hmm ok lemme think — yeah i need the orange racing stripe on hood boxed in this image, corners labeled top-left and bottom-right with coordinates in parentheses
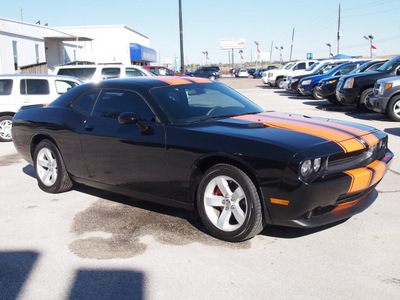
top-left (263, 112), bottom-right (379, 147)
top-left (233, 114), bottom-right (366, 153)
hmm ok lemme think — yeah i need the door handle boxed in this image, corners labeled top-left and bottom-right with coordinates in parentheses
top-left (84, 124), bottom-right (95, 131)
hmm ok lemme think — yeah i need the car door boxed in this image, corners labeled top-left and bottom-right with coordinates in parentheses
top-left (78, 88), bottom-right (169, 198)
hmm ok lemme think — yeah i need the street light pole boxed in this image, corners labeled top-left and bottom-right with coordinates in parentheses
top-left (326, 43), bottom-right (331, 58)
top-left (363, 35), bottom-right (374, 58)
top-left (254, 41), bottom-right (259, 71)
top-left (178, 0), bottom-right (184, 73)
top-left (202, 51), bottom-right (208, 66)
top-left (275, 46), bottom-right (283, 64)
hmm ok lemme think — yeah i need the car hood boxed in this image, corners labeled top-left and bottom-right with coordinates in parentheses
top-left (194, 112), bottom-right (380, 156)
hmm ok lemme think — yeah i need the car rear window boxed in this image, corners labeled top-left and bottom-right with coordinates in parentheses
top-left (57, 68), bottom-right (96, 81)
top-left (0, 79), bottom-right (13, 95)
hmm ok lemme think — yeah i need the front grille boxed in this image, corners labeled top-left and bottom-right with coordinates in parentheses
top-left (328, 149), bottom-right (367, 168)
top-left (336, 80), bottom-right (343, 91)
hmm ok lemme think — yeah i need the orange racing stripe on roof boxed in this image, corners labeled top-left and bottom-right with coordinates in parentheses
top-left (189, 77), bottom-right (213, 83)
top-left (156, 77), bottom-right (193, 85)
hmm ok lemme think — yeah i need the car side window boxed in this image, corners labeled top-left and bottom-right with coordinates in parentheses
top-left (20, 79), bottom-right (50, 95)
top-left (0, 79), bottom-right (13, 95)
top-left (126, 68), bottom-right (146, 77)
top-left (92, 90), bottom-right (156, 122)
top-left (296, 63), bottom-right (306, 70)
top-left (71, 89), bottom-right (101, 116)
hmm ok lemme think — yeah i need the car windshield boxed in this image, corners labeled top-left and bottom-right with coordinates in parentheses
top-left (377, 56), bottom-right (400, 72)
top-left (348, 61), bottom-right (381, 75)
top-left (305, 62), bottom-right (319, 71)
top-left (313, 63), bottom-right (338, 75)
top-left (150, 83), bottom-right (263, 124)
top-left (284, 63), bottom-right (295, 70)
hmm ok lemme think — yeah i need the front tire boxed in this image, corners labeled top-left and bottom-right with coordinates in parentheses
top-left (276, 78), bottom-right (283, 88)
top-left (312, 87), bottom-right (323, 100)
top-left (33, 140), bottom-right (73, 193)
top-left (358, 88), bottom-right (374, 111)
top-left (387, 95), bottom-right (400, 121)
top-left (197, 164), bottom-right (263, 242)
top-left (0, 115), bottom-right (13, 142)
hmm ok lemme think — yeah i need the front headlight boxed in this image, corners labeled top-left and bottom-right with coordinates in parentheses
top-left (327, 79), bottom-right (337, 85)
top-left (302, 79), bottom-right (312, 86)
top-left (343, 77), bottom-right (354, 89)
top-left (367, 143), bottom-right (378, 158)
top-left (378, 83), bottom-right (392, 95)
top-left (300, 157), bottom-right (323, 179)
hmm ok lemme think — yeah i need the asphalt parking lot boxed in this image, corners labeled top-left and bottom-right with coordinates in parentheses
top-left (1, 77), bottom-right (399, 299)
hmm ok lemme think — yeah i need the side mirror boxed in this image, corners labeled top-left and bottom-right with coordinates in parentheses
top-left (118, 112), bottom-right (148, 132)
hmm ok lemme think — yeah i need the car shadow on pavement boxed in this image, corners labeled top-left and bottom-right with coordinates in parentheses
top-left (20, 166), bottom-right (348, 243)
top-left (385, 127), bottom-right (400, 137)
top-left (0, 251), bottom-right (39, 300)
top-left (260, 220), bottom-right (348, 239)
top-left (68, 269), bottom-right (145, 300)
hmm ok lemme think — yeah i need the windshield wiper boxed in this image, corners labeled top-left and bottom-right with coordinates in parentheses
top-left (192, 112), bottom-right (260, 123)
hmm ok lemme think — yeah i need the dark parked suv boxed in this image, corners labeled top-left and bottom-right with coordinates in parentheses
top-left (336, 55), bottom-right (400, 110)
top-left (191, 67), bottom-right (220, 80)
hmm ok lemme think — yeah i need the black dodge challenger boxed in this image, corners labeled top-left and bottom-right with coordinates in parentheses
top-left (12, 77), bottom-right (393, 242)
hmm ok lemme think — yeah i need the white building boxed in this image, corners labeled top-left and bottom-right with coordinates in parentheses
top-left (0, 17), bottom-right (156, 74)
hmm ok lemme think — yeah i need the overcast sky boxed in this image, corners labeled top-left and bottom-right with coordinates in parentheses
top-left (2, 0), bottom-right (400, 66)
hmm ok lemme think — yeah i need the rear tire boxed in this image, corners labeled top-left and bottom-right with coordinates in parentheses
top-left (197, 164), bottom-right (264, 242)
top-left (387, 95), bottom-right (400, 122)
top-left (34, 140), bottom-right (73, 193)
top-left (0, 115), bottom-right (13, 142)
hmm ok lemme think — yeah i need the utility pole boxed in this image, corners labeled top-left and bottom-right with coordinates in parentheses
top-left (269, 41), bottom-right (273, 66)
top-left (178, 0), bottom-right (184, 73)
top-left (337, 3), bottom-right (341, 55)
top-left (289, 27), bottom-right (295, 61)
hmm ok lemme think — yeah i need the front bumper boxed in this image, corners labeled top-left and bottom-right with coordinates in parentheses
top-left (298, 85), bottom-right (312, 96)
top-left (264, 149), bottom-right (394, 228)
top-left (368, 94), bottom-right (390, 113)
top-left (336, 88), bottom-right (359, 105)
top-left (317, 84), bottom-right (335, 99)
top-left (281, 80), bottom-right (289, 90)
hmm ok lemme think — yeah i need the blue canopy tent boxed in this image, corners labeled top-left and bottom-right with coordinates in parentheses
top-left (327, 54), bottom-right (354, 59)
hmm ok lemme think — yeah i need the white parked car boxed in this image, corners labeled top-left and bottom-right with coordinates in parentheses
top-left (262, 60), bottom-right (317, 88)
top-left (53, 64), bottom-right (153, 83)
top-left (0, 74), bottom-right (82, 142)
top-left (237, 69), bottom-right (249, 77)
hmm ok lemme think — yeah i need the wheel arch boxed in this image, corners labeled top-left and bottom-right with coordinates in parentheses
top-left (30, 133), bottom-right (59, 160)
top-left (0, 112), bottom-right (15, 118)
top-left (189, 153), bottom-right (272, 225)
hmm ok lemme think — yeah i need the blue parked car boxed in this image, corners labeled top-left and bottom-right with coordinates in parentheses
top-left (298, 61), bottom-right (367, 99)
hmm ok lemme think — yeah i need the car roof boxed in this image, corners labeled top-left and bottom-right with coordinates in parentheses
top-left (0, 74), bottom-right (82, 81)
